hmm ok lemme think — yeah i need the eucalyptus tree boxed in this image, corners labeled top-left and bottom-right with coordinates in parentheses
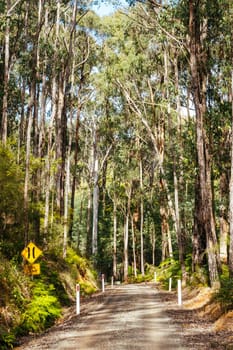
top-left (187, 0), bottom-right (233, 287)
top-left (126, 0), bottom-right (231, 287)
top-left (107, 4), bottom-right (182, 264)
top-left (0, 0), bottom-right (24, 144)
top-left (227, 0), bottom-right (233, 275)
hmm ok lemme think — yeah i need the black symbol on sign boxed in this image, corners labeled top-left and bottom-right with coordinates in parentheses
top-left (27, 247), bottom-right (36, 259)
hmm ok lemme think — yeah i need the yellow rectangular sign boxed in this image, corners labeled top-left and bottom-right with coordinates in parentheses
top-left (24, 263), bottom-right (40, 276)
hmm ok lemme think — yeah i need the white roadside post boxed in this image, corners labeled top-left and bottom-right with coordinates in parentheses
top-left (169, 277), bottom-right (172, 292)
top-left (76, 284), bottom-right (80, 315)
top-left (111, 276), bottom-right (114, 288)
top-left (102, 274), bottom-right (105, 293)
top-left (177, 279), bottom-right (182, 306)
top-left (154, 272), bottom-right (157, 283)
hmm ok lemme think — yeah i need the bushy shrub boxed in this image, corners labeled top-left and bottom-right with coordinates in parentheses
top-left (79, 279), bottom-right (97, 296)
top-left (156, 258), bottom-right (181, 288)
top-left (0, 328), bottom-right (16, 349)
top-left (19, 281), bottom-right (61, 334)
top-left (214, 267), bottom-right (233, 313)
top-left (65, 248), bottom-right (98, 295)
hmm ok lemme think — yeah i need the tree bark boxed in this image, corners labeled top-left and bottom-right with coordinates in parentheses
top-left (92, 125), bottom-right (99, 256)
top-left (63, 128), bottom-right (72, 258)
top-left (123, 184), bottom-right (132, 282)
top-left (228, 23), bottom-right (233, 275)
top-left (1, 0), bottom-right (10, 144)
top-left (131, 214), bottom-right (137, 277)
top-left (139, 156), bottom-right (145, 275)
top-left (24, 85), bottom-right (35, 245)
top-left (113, 196), bottom-right (118, 280)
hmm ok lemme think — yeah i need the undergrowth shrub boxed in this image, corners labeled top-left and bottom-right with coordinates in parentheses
top-left (40, 261), bottom-right (71, 306)
top-left (156, 258), bottom-right (181, 288)
top-left (0, 328), bottom-right (15, 350)
top-left (214, 266), bottom-right (233, 313)
top-left (127, 264), bottom-right (155, 283)
top-left (18, 281), bottom-right (61, 335)
top-left (65, 248), bottom-right (98, 295)
top-left (0, 248), bottom-right (99, 348)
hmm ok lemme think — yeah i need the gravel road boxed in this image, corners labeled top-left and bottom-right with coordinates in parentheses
top-left (15, 284), bottom-right (186, 350)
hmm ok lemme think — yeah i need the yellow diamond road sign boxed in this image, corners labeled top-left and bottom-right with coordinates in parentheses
top-left (21, 242), bottom-right (42, 264)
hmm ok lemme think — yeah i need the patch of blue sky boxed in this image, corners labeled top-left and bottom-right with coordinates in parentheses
top-left (91, 0), bottom-right (128, 17)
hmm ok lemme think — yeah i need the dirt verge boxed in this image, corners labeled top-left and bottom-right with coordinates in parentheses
top-left (158, 285), bottom-right (233, 350)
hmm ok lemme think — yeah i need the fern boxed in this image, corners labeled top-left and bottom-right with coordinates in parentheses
top-left (20, 282), bottom-right (61, 334)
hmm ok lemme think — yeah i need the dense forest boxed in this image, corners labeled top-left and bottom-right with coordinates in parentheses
top-left (0, 0), bottom-right (232, 290)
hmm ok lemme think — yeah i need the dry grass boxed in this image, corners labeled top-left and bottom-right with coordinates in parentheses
top-left (183, 287), bottom-right (213, 309)
top-left (215, 311), bottom-right (233, 332)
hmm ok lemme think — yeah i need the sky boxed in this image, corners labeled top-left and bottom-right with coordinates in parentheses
top-left (92, 0), bottom-right (129, 17)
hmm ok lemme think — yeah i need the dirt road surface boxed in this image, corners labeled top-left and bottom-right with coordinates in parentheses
top-left (15, 284), bottom-right (186, 350)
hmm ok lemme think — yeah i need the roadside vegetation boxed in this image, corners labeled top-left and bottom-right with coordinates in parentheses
top-left (0, 249), bottom-right (98, 349)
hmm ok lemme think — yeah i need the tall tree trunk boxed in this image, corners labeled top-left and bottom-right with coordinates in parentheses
top-left (44, 1), bottom-right (60, 236)
top-left (18, 79), bottom-right (26, 163)
top-left (160, 176), bottom-right (173, 260)
top-left (24, 85), bottom-right (35, 245)
top-left (124, 184), bottom-right (132, 282)
top-left (174, 52), bottom-right (187, 282)
top-left (228, 25), bottom-right (233, 275)
top-left (151, 224), bottom-right (156, 266)
top-left (63, 128), bottom-right (72, 258)
top-left (189, 0), bottom-right (220, 287)
top-left (1, 0), bottom-right (10, 144)
top-left (219, 173), bottom-right (229, 264)
top-left (113, 196), bottom-right (117, 279)
top-left (92, 124), bottom-right (99, 256)
top-left (139, 156), bottom-right (145, 275)
top-left (131, 214), bottom-right (137, 277)
top-left (86, 186), bottom-right (92, 258)
top-left (70, 104), bottom-right (81, 237)
top-left (56, 74), bottom-right (66, 215)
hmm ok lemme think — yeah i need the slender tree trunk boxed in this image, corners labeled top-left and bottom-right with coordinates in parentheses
top-left (24, 86), bottom-right (35, 245)
top-left (219, 173), bottom-right (229, 264)
top-left (69, 34), bottom-right (90, 236)
top-left (124, 185), bottom-right (132, 282)
top-left (228, 32), bottom-right (233, 275)
top-left (92, 125), bottom-right (99, 256)
top-left (131, 215), bottom-right (137, 277)
top-left (1, 0), bottom-right (10, 144)
top-left (86, 186), bottom-right (92, 258)
top-left (123, 214), bottom-right (129, 282)
top-left (139, 157), bottom-right (145, 275)
top-left (151, 225), bottom-right (156, 266)
top-left (70, 104), bottom-right (81, 237)
top-left (63, 129), bottom-right (72, 258)
top-left (18, 79), bottom-right (26, 163)
top-left (159, 177), bottom-right (174, 261)
top-left (174, 160), bottom-right (186, 281)
top-left (56, 74), bottom-right (66, 214)
top-left (174, 53), bottom-right (187, 281)
top-left (113, 196), bottom-right (117, 279)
